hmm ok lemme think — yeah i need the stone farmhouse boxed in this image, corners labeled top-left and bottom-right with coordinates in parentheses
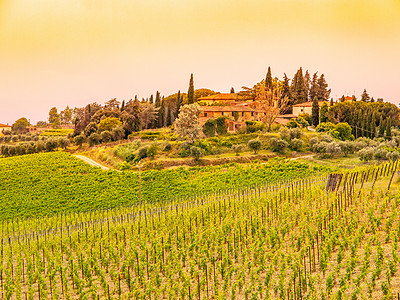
top-left (0, 123), bottom-right (12, 136)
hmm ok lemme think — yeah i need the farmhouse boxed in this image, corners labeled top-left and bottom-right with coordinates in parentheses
top-left (0, 123), bottom-right (11, 136)
top-left (292, 101), bottom-right (324, 117)
top-left (197, 93), bottom-right (252, 105)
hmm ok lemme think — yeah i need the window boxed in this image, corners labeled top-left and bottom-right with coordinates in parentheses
top-left (204, 113), bottom-right (208, 117)
top-left (242, 112), bottom-right (244, 117)
top-left (231, 112), bottom-right (234, 117)
top-left (251, 112), bottom-right (254, 116)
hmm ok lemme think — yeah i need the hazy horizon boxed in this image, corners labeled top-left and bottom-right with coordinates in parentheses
top-left (1, 0), bottom-right (400, 125)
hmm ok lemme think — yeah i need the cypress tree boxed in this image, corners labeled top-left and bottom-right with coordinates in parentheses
top-left (330, 98), bottom-right (334, 106)
top-left (319, 102), bottom-right (328, 123)
top-left (304, 70), bottom-right (311, 100)
top-left (166, 102), bottom-right (172, 126)
top-left (175, 90), bottom-right (182, 118)
top-left (158, 97), bottom-right (165, 127)
top-left (379, 116), bottom-right (385, 137)
top-left (386, 118), bottom-right (392, 140)
top-left (317, 74), bottom-right (331, 102)
top-left (187, 73), bottom-right (195, 104)
top-left (309, 72), bottom-right (319, 102)
top-left (265, 66), bottom-right (273, 90)
top-left (155, 91), bottom-right (161, 107)
top-left (149, 95), bottom-right (154, 104)
top-left (311, 96), bottom-right (320, 126)
top-left (370, 113), bottom-right (376, 139)
top-left (291, 67), bottom-right (307, 104)
top-left (121, 100), bottom-right (125, 112)
top-left (230, 87), bottom-right (235, 94)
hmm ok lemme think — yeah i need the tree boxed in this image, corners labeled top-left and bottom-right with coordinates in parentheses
top-left (36, 121), bottom-right (47, 128)
top-left (139, 102), bottom-right (159, 130)
top-left (248, 139), bottom-right (262, 154)
top-left (104, 98), bottom-right (120, 109)
top-left (311, 96), bottom-right (320, 126)
top-left (386, 118), bottom-right (392, 140)
top-left (309, 72), bottom-right (319, 102)
top-left (265, 67), bottom-right (273, 90)
top-left (12, 118), bottom-right (29, 133)
top-left (101, 131), bottom-right (113, 143)
top-left (190, 146), bottom-right (204, 161)
top-left (48, 107), bottom-right (61, 128)
top-left (187, 73), bottom-right (195, 104)
top-left (379, 116), bottom-right (385, 137)
top-left (98, 117), bottom-right (122, 132)
top-left (84, 122), bottom-right (98, 137)
top-left (174, 103), bottom-right (202, 142)
top-left (317, 74), bottom-right (331, 102)
top-left (60, 106), bottom-right (73, 124)
top-left (304, 70), bottom-right (311, 101)
top-left (166, 102), bottom-right (172, 126)
top-left (230, 87), bottom-right (235, 94)
top-left (280, 73), bottom-right (292, 113)
top-left (176, 90), bottom-right (182, 118)
top-left (203, 119), bottom-right (216, 137)
top-left (120, 100), bottom-right (125, 112)
top-left (241, 84), bottom-right (289, 132)
top-left (58, 138), bottom-right (70, 150)
top-left (149, 95), bottom-right (154, 104)
top-left (74, 134), bottom-right (85, 147)
top-left (361, 89), bottom-right (370, 102)
top-left (291, 67), bottom-right (307, 104)
top-left (158, 97), bottom-right (166, 127)
top-left (319, 102), bottom-right (329, 123)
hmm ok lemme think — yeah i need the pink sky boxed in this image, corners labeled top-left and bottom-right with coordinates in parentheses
top-left (1, 0), bottom-right (400, 124)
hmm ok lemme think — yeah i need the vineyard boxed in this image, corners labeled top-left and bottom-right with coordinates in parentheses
top-left (0, 152), bottom-right (328, 220)
top-left (0, 157), bottom-right (399, 299)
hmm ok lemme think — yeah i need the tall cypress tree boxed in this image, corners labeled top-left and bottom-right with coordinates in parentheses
top-left (149, 95), bottom-right (154, 104)
top-left (304, 70), bottom-right (311, 101)
top-left (379, 116), bottom-right (385, 137)
top-left (158, 97), bottom-right (165, 127)
top-left (370, 112), bottom-right (376, 139)
top-left (187, 74), bottom-right (195, 104)
top-left (319, 102), bottom-right (328, 123)
top-left (386, 118), bottom-right (392, 140)
top-left (265, 66), bottom-right (273, 90)
top-left (317, 74), bottom-right (331, 102)
top-left (121, 100), bottom-right (125, 112)
top-left (309, 72), bottom-right (319, 102)
top-left (311, 96), bottom-right (320, 126)
top-left (166, 102), bottom-right (172, 126)
top-left (230, 87), bottom-right (235, 93)
top-left (330, 98), bottom-right (334, 106)
top-left (175, 90), bottom-right (182, 118)
top-left (291, 67), bottom-right (307, 104)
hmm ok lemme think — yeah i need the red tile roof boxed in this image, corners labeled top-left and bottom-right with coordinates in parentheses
top-left (200, 106), bottom-right (255, 112)
top-left (0, 123), bottom-right (11, 127)
top-left (292, 101), bottom-right (324, 107)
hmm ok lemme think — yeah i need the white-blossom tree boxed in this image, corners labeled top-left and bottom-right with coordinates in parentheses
top-left (174, 103), bottom-right (202, 142)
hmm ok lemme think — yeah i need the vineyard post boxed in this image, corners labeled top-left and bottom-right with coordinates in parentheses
top-left (137, 160), bottom-right (143, 208)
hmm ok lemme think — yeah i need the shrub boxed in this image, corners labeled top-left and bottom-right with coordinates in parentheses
top-left (329, 123), bottom-right (354, 141)
top-left (290, 139), bottom-right (304, 151)
top-left (36, 141), bottom-right (45, 152)
top-left (112, 126), bottom-right (125, 141)
top-left (248, 139), bottom-right (262, 154)
top-left (58, 138), bottom-right (70, 150)
top-left (326, 142), bottom-right (342, 157)
top-left (137, 146), bottom-right (148, 160)
top-left (374, 148), bottom-right (388, 160)
top-left (279, 127), bottom-right (290, 141)
top-left (101, 131), bottom-right (113, 143)
top-left (84, 122), bottom-right (98, 137)
top-left (316, 122), bottom-right (336, 133)
top-left (203, 119), bottom-right (216, 137)
top-left (215, 116), bottom-right (228, 136)
top-left (313, 142), bottom-right (328, 154)
top-left (289, 128), bottom-right (302, 140)
top-left (245, 121), bottom-right (266, 133)
top-left (164, 142), bottom-right (172, 151)
top-left (287, 119), bottom-right (300, 128)
top-left (146, 142), bottom-right (159, 158)
top-left (338, 141), bottom-right (354, 156)
top-left (232, 144), bottom-right (243, 156)
top-left (118, 161), bottom-right (132, 171)
top-left (190, 146), bottom-right (204, 161)
top-left (74, 134), bottom-right (86, 147)
top-left (98, 117), bottom-right (122, 132)
top-left (309, 137), bottom-right (319, 151)
top-left (269, 138), bottom-right (288, 154)
top-left (296, 117), bottom-right (309, 128)
top-left (387, 151), bottom-right (400, 161)
top-left (45, 138), bottom-right (58, 151)
top-left (358, 147), bottom-right (375, 161)
top-left (320, 135), bottom-right (334, 143)
top-left (178, 142), bottom-right (191, 157)
top-left (88, 133), bottom-right (101, 147)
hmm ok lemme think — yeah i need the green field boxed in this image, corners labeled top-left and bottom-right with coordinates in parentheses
top-left (0, 152), bottom-right (329, 220)
top-left (0, 160), bottom-right (398, 299)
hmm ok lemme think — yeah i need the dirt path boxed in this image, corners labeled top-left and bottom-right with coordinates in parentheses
top-left (74, 155), bottom-right (110, 170)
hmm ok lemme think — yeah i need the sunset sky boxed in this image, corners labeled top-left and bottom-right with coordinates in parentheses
top-left (1, 0), bottom-right (400, 124)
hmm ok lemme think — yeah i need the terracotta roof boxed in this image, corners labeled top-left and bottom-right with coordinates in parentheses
top-left (201, 106), bottom-right (255, 112)
top-left (0, 123), bottom-right (11, 127)
top-left (277, 114), bottom-right (296, 118)
top-left (198, 93), bottom-right (237, 101)
top-left (292, 101), bottom-right (324, 107)
top-left (274, 118), bottom-right (290, 125)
